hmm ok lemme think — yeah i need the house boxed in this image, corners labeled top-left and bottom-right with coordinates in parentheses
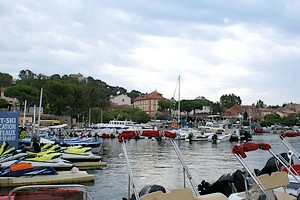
top-left (283, 103), bottom-right (300, 113)
top-left (224, 105), bottom-right (264, 121)
top-left (133, 90), bottom-right (164, 116)
top-left (276, 108), bottom-right (296, 117)
top-left (110, 94), bottom-right (131, 106)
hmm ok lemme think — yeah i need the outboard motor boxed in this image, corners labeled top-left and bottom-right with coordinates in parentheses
top-left (212, 134), bottom-right (218, 144)
top-left (254, 152), bottom-right (293, 176)
top-left (198, 169), bottom-right (247, 197)
top-left (139, 185), bottom-right (166, 197)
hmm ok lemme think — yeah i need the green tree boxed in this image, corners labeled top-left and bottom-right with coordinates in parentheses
top-left (0, 72), bottom-right (13, 89)
top-left (4, 85), bottom-right (40, 109)
top-left (256, 99), bottom-right (265, 108)
top-left (16, 69), bottom-right (37, 86)
top-left (0, 99), bottom-right (9, 109)
top-left (220, 93), bottom-right (242, 109)
top-left (0, 72), bottom-right (13, 99)
top-left (158, 99), bottom-right (172, 112)
top-left (44, 81), bottom-right (76, 115)
top-left (210, 101), bottom-right (224, 115)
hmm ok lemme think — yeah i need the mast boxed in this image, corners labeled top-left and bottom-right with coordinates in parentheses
top-left (36, 87), bottom-right (43, 135)
top-left (22, 100), bottom-right (27, 127)
top-left (178, 75), bottom-right (180, 123)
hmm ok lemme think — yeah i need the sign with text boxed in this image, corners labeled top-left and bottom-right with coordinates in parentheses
top-left (0, 112), bottom-right (19, 150)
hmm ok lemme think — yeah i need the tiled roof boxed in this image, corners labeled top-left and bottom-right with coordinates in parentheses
top-left (134, 90), bottom-right (163, 101)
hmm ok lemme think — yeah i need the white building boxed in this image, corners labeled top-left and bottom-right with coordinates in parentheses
top-left (110, 94), bottom-right (131, 106)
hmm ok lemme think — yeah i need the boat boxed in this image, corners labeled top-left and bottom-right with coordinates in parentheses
top-left (197, 142), bottom-right (300, 199)
top-left (89, 120), bottom-right (136, 130)
top-left (118, 129), bottom-right (229, 200)
top-left (1, 184), bottom-right (92, 200)
top-left (54, 138), bottom-right (102, 154)
top-left (38, 143), bottom-right (103, 163)
top-left (60, 146), bottom-right (102, 162)
top-left (207, 129), bottom-right (232, 142)
top-left (0, 141), bottom-right (74, 171)
top-left (229, 142), bottom-right (299, 199)
top-left (173, 127), bottom-right (200, 140)
top-left (253, 128), bottom-right (264, 135)
top-left (0, 152), bottom-right (74, 171)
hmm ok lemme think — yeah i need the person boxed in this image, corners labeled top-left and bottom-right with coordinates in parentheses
top-left (25, 136), bottom-right (41, 153)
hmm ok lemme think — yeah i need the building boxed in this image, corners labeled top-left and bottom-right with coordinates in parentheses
top-left (110, 94), bottom-right (131, 106)
top-left (133, 90), bottom-right (164, 116)
top-left (284, 103), bottom-right (300, 113)
top-left (225, 105), bottom-right (263, 121)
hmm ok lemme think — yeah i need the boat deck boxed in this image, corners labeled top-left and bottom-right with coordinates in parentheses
top-left (0, 170), bottom-right (94, 187)
top-left (73, 161), bottom-right (107, 170)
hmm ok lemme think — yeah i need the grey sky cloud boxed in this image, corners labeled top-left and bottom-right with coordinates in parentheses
top-left (0, 0), bottom-right (299, 106)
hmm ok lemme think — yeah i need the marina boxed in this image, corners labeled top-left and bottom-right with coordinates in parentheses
top-left (0, 133), bottom-right (300, 199)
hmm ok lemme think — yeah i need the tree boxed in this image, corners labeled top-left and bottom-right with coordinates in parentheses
top-left (256, 99), bottom-right (265, 108)
top-left (220, 93), bottom-right (242, 109)
top-left (0, 99), bottom-right (9, 109)
top-left (4, 85), bottom-right (40, 109)
top-left (128, 90), bottom-right (144, 103)
top-left (210, 101), bottom-right (224, 115)
top-left (158, 99), bottom-right (172, 112)
top-left (0, 72), bottom-right (13, 95)
top-left (16, 70), bottom-right (37, 86)
top-left (0, 72), bottom-right (13, 88)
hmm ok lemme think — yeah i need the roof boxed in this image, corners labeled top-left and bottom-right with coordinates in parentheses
top-left (134, 90), bottom-right (163, 101)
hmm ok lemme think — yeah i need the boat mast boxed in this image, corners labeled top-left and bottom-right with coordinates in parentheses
top-left (36, 87), bottom-right (43, 136)
top-left (22, 100), bottom-right (27, 127)
top-left (178, 75), bottom-right (180, 123)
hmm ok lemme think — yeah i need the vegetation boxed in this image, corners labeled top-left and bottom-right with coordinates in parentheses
top-left (1, 70), bottom-right (300, 127)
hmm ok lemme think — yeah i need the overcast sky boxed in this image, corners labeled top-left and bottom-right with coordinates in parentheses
top-left (1, 1), bottom-right (300, 106)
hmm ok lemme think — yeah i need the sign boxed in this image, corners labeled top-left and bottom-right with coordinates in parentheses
top-left (0, 112), bottom-right (19, 150)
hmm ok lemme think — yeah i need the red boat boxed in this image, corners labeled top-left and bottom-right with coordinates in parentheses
top-left (254, 128), bottom-right (264, 135)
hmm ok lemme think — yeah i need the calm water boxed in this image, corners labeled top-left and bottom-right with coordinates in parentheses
top-left (84, 134), bottom-right (300, 200)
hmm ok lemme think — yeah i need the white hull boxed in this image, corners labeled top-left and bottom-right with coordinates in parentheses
top-left (61, 152), bottom-right (102, 162)
top-left (0, 158), bottom-right (74, 170)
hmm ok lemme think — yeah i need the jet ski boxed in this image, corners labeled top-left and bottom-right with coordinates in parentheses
top-left (60, 146), bottom-right (102, 162)
top-left (0, 150), bottom-right (74, 171)
top-left (0, 159), bottom-right (57, 177)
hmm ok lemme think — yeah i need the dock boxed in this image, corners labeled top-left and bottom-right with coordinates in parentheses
top-left (0, 169), bottom-right (94, 188)
top-left (73, 161), bottom-right (107, 170)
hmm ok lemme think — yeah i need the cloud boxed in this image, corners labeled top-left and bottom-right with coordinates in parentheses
top-left (0, 0), bottom-right (300, 106)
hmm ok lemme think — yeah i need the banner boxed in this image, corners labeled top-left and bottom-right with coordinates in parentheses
top-left (0, 112), bottom-right (19, 149)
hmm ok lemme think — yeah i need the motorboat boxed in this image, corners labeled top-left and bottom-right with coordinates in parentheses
top-left (118, 129), bottom-right (229, 200)
top-left (229, 142), bottom-right (299, 199)
top-left (0, 184), bottom-right (91, 200)
top-left (207, 129), bottom-right (232, 142)
top-left (197, 142), bottom-right (300, 199)
top-left (173, 127), bottom-right (200, 140)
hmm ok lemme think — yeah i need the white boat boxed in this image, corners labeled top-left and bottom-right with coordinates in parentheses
top-left (207, 129), bottom-right (232, 142)
top-left (89, 120), bottom-right (136, 130)
top-left (173, 127), bottom-right (199, 140)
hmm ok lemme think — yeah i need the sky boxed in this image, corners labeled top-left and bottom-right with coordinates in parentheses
top-left (1, 1), bottom-right (300, 106)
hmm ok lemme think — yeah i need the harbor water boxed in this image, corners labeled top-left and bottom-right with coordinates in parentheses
top-left (1, 134), bottom-right (299, 199)
top-left (85, 134), bottom-right (300, 200)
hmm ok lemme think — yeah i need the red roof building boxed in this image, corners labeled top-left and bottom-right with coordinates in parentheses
top-left (133, 90), bottom-right (164, 116)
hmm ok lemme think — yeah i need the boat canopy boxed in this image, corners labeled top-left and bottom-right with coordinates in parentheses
top-left (118, 130), bottom-right (176, 142)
